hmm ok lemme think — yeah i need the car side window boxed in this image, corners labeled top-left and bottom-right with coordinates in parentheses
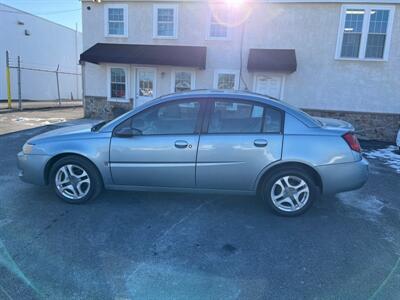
top-left (208, 100), bottom-right (264, 133)
top-left (263, 107), bottom-right (283, 133)
top-left (118, 100), bottom-right (201, 135)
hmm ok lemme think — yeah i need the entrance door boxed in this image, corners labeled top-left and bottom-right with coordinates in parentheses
top-left (136, 68), bottom-right (156, 107)
top-left (254, 74), bottom-right (283, 99)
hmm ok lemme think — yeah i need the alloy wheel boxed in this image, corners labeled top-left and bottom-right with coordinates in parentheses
top-left (55, 164), bottom-right (91, 200)
top-left (270, 175), bottom-right (310, 212)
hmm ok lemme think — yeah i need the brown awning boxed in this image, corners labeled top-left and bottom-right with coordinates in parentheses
top-left (247, 49), bottom-right (297, 73)
top-left (80, 43), bottom-right (207, 69)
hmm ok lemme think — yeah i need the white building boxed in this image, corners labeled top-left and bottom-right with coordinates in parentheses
top-left (80, 0), bottom-right (400, 141)
top-left (0, 3), bottom-right (82, 101)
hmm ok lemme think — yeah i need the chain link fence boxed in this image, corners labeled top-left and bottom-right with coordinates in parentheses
top-left (1, 51), bottom-right (82, 111)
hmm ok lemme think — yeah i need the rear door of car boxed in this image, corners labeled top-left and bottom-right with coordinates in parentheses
top-left (196, 98), bottom-right (284, 191)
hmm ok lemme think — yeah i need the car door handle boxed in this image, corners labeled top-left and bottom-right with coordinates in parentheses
top-left (254, 139), bottom-right (268, 147)
top-left (175, 140), bottom-right (189, 149)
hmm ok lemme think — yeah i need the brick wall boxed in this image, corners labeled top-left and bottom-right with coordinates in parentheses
top-left (305, 109), bottom-right (400, 143)
top-left (84, 96), bottom-right (132, 120)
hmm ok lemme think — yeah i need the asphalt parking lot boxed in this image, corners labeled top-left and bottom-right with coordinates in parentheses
top-left (1, 126), bottom-right (399, 299)
top-left (0, 106), bottom-right (84, 135)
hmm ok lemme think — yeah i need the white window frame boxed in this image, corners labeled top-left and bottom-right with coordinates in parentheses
top-left (213, 69), bottom-right (240, 90)
top-left (104, 4), bottom-right (128, 38)
top-left (171, 69), bottom-right (196, 93)
top-left (206, 8), bottom-right (231, 40)
top-left (153, 4), bottom-right (178, 39)
top-left (335, 4), bottom-right (395, 61)
top-left (107, 65), bottom-right (130, 102)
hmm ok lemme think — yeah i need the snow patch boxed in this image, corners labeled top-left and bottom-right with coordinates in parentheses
top-left (13, 117), bottom-right (66, 126)
top-left (364, 145), bottom-right (400, 173)
top-left (338, 193), bottom-right (384, 218)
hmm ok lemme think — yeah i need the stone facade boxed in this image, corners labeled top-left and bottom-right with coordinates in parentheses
top-left (84, 97), bottom-right (400, 143)
top-left (84, 96), bottom-right (132, 120)
top-left (305, 109), bottom-right (400, 143)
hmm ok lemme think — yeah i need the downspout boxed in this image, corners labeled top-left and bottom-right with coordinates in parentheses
top-left (238, 17), bottom-right (249, 91)
top-left (81, 61), bottom-right (86, 114)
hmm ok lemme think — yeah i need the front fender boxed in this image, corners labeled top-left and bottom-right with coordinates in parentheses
top-left (41, 134), bottom-right (112, 185)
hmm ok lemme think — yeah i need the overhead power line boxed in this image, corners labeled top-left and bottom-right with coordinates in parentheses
top-left (36, 8), bottom-right (81, 15)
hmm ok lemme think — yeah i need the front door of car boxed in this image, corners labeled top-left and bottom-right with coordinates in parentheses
top-left (196, 99), bottom-right (284, 191)
top-left (110, 99), bottom-right (204, 188)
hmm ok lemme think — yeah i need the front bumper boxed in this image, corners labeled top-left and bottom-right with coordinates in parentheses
top-left (17, 152), bottom-right (51, 185)
top-left (316, 157), bottom-right (369, 195)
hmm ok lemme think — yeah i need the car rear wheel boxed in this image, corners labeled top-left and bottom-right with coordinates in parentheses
top-left (262, 168), bottom-right (318, 216)
top-left (50, 156), bottom-right (102, 204)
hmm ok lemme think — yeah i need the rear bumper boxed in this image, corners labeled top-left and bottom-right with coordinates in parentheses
top-left (316, 157), bottom-right (369, 195)
top-left (17, 152), bottom-right (50, 185)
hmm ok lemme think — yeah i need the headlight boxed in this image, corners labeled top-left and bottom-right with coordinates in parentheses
top-left (22, 143), bottom-right (35, 154)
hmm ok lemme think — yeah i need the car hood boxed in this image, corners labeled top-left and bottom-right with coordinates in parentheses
top-left (28, 123), bottom-right (95, 144)
top-left (313, 117), bottom-right (355, 131)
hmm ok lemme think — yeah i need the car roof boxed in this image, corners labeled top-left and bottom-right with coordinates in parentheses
top-left (159, 89), bottom-right (280, 101)
top-left (158, 90), bottom-right (319, 127)
top-left (101, 89), bottom-right (320, 132)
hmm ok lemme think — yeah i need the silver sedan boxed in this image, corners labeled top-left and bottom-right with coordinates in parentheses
top-left (17, 90), bottom-right (368, 216)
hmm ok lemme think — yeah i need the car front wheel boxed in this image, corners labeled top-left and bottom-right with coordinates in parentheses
top-left (50, 156), bottom-right (102, 204)
top-left (262, 168), bottom-right (318, 216)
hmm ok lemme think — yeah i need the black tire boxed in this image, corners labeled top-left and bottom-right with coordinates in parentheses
top-left (49, 155), bottom-right (103, 204)
top-left (261, 167), bottom-right (319, 217)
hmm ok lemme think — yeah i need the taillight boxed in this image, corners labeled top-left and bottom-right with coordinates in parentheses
top-left (342, 132), bottom-right (361, 153)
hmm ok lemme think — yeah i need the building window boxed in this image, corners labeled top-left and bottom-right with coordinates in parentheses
top-left (214, 70), bottom-right (239, 90)
top-left (172, 70), bottom-right (195, 93)
top-left (366, 10), bottom-right (390, 58)
top-left (336, 5), bottom-right (394, 60)
top-left (208, 8), bottom-right (230, 39)
top-left (340, 9), bottom-right (364, 58)
top-left (105, 4), bottom-right (128, 37)
top-left (153, 4), bottom-right (178, 39)
top-left (108, 67), bottom-right (128, 101)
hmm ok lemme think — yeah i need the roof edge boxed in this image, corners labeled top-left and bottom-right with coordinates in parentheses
top-left (0, 2), bottom-right (82, 33)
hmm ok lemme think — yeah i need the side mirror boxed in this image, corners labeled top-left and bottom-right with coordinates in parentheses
top-left (114, 127), bottom-right (142, 138)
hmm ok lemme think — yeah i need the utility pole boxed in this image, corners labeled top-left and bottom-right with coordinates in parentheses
top-left (5, 51), bottom-right (12, 109)
top-left (17, 56), bottom-right (22, 111)
top-left (56, 64), bottom-right (61, 106)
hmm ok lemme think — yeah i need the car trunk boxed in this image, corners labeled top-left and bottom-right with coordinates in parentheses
top-left (313, 117), bottom-right (355, 131)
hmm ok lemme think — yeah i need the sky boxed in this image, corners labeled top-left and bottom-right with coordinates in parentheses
top-left (0, 0), bottom-right (82, 31)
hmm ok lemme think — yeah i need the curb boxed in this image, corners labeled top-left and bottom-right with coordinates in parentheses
top-left (0, 105), bottom-right (82, 114)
